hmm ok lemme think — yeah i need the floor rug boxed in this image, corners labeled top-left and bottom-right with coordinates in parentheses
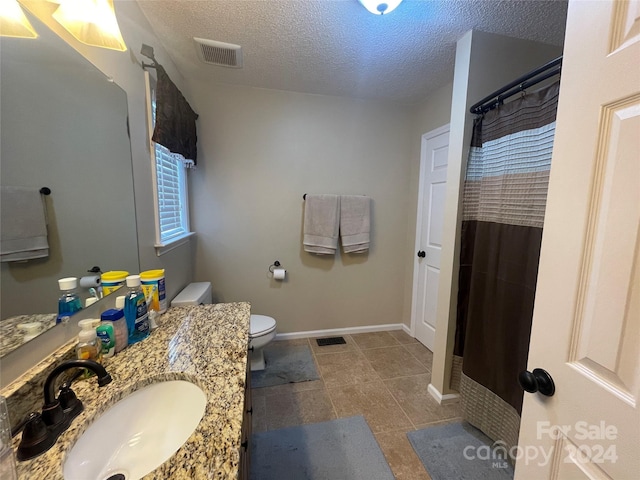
top-left (251, 343), bottom-right (320, 388)
top-left (407, 422), bottom-right (514, 480)
top-left (250, 416), bottom-right (394, 480)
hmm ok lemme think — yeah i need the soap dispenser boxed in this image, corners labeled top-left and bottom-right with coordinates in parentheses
top-left (75, 319), bottom-right (101, 363)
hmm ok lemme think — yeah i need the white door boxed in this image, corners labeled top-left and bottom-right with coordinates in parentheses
top-left (516, 0), bottom-right (640, 479)
top-left (411, 125), bottom-right (449, 351)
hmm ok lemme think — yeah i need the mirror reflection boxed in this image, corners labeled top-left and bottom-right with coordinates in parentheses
top-left (0, 13), bottom-right (139, 358)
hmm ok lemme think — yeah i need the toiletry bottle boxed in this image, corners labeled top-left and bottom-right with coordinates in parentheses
top-left (17, 322), bottom-right (43, 343)
top-left (57, 277), bottom-right (82, 322)
top-left (85, 297), bottom-right (99, 308)
top-left (96, 324), bottom-right (116, 358)
top-left (148, 309), bottom-right (159, 331)
top-left (76, 320), bottom-right (101, 366)
top-left (124, 275), bottom-right (149, 344)
top-left (115, 295), bottom-right (126, 311)
top-left (101, 308), bottom-right (128, 353)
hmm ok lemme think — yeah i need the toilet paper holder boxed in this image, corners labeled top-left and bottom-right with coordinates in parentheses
top-left (268, 261), bottom-right (282, 273)
top-left (268, 261), bottom-right (287, 280)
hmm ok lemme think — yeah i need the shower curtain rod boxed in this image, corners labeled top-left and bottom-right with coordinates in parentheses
top-left (140, 43), bottom-right (158, 70)
top-left (470, 56), bottom-right (562, 115)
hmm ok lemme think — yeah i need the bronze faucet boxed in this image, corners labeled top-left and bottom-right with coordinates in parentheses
top-left (16, 360), bottom-right (112, 461)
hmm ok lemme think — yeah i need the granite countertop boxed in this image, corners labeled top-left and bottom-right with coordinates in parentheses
top-left (11, 302), bottom-right (250, 479)
top-left (0, 313), bottom-right (57, 357)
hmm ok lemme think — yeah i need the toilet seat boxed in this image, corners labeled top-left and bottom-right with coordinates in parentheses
top-left (250, 314), bottom-right (276, 337)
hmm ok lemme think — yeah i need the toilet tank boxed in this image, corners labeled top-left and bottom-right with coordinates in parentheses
top-left (171, 282), bottom-right (212, 306)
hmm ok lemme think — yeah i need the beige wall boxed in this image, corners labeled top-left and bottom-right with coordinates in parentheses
top-left (187, 82), bottom-right (416, 333)
top-left (19, 1), bottom-right (196, 302)
top-left (430, 31), bottom-right (563, 396)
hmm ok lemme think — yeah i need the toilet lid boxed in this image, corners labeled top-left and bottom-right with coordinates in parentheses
top-left (250, 314), bottom-right (276, 337)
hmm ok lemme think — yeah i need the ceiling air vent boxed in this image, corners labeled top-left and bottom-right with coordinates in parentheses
top-left (194, 37), bottom-right (243, 68)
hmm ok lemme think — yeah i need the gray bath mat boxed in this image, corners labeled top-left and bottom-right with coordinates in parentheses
top-left (250, 416), bottom-right (394, 480)
top-left (251, 343), bottom-right (320, 388)
top-left (407, 422), bottom-right (514, 480)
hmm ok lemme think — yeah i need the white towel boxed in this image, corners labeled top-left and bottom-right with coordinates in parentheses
top-left (340, 195), bottom-right (370, 254)
top-left (1, 186), bottom-right (49, 262)
top-left (303, 194), bottom-right (340, 255)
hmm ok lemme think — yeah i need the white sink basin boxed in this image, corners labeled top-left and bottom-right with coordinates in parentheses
top-left (63, 380), bottom-right (207, 480)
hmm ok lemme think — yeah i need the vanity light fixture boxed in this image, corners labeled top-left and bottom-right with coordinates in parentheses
top-left (358, 0), bottom-right (403, 15)
top-left (0, 0), bottom-right (37, 38)
top-left (50, 0), bottom-right (127, 51)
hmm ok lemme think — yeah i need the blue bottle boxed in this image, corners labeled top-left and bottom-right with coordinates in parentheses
top-left (124, 275), bottom-right (149, 344)
top-left (57, 277), bottom-right (82, 323)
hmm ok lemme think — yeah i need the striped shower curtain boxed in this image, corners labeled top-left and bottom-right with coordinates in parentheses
top-left (454, 80), bottom-right (560, 452)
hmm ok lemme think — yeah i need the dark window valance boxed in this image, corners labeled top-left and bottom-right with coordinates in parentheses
top-left (151, 64), bottom-right (199, 164)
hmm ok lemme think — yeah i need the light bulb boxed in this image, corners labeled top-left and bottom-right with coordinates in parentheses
top-left (358, 0), bottom-right (403, 15)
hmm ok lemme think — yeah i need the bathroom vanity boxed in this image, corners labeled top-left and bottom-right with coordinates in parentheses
top-left (2, 302), bottom-right (252, 479)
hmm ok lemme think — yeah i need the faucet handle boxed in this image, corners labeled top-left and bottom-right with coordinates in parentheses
top-left (58, 384), bottom-right (83, 417)
top-left (21, 413), bottom-right (44, 438)
top-left (16, 413), bottom-right (55, 461)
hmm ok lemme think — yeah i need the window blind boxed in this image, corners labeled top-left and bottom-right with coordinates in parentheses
top-left (155, 143), bottom-right (187, 242)
top-left (152, 98), bottom-right (189, 243)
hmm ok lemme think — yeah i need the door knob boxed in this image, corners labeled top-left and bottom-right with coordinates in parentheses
top-left (518, 368), bottom-right (555, 397)
top-left (417, 250), bottom-right (426, 258)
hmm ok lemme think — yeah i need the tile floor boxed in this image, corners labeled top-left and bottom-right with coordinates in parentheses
top-left (251, 330), bottom-right (463, 480)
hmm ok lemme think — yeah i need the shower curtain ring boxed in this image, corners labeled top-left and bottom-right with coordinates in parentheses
top-left (520, 83), bottom-right (527, 98)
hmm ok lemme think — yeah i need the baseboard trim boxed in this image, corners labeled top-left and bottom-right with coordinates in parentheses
top-left (428, 383), bottom-right (460, 405)
top-left (275, 323), bottom-right (406, 341)
top-left (401, 323), bottom-right (412, 337)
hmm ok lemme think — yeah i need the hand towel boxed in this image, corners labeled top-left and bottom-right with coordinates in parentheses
top-left (340, 195), bottom-right (370, 254)
top-left (303, 194), bottom-right (340, 255)
top-left (1, 186), bottom-right (49, 262)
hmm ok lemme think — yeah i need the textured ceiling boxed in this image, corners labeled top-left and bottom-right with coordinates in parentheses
top-left (136, 0), bottom-right (568, 104)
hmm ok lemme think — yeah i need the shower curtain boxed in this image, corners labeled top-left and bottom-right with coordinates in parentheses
top-left (454, 80), bottom-right (560, 452)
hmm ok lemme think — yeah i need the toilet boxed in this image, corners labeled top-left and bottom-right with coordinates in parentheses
top-left (171, 282), bottom-right (277, 371)
top-left (247, 314), bottom-right (277, 371)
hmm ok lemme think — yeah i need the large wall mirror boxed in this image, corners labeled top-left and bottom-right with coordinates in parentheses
top-left (0, 12), bottom-right (139, 360)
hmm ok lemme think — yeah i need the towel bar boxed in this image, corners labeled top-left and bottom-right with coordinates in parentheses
top-left (304, 193), bottom-right (368, 200)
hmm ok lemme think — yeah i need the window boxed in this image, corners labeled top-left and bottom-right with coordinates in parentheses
top-left (153, 132), bottom-right (189, 243)
top-left (145, 73), bottom-right (194, 255)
